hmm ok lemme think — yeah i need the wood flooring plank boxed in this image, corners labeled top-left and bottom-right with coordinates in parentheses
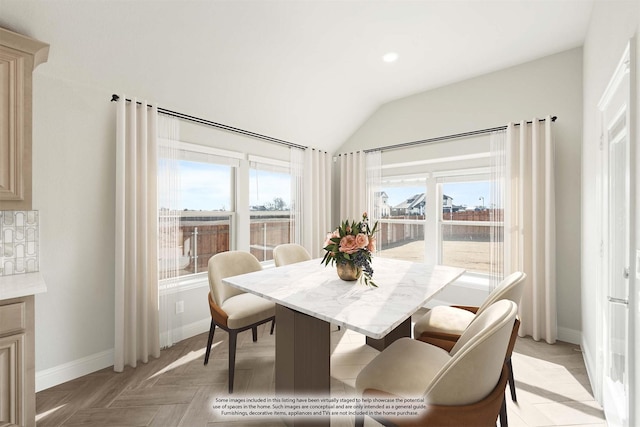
top-left (35, 329), bottom-right (606, 427)
top-left (62, 406), bottom-right (159, 426)
top-left (148, 403), bottom-right (190, 427)
top-left (177, 384), bottom-right (226, 427)
top-left (110, 385), bottom-right (199, 407)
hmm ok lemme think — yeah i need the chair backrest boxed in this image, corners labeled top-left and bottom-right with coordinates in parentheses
top-left (273, 243), bottom-right (311, 267)
top-left (424, 300), bottom-right (517, 406)
top-left (476, 271), bottom-right (526, 316)
top-left (208, 251), bottom-right (262, 306)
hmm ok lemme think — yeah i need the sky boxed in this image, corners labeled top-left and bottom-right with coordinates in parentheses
top-left (175, 160), bottom-right (491, 211)
top-left (176, 161), bottom-right (291, 211)
top-left (383, 181), bottom-right (492, 210)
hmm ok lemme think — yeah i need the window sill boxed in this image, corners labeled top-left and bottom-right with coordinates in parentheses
top-left (159, 273), bottom-right (208, 295)
top-left (450, 271), bottom-right (492, 292)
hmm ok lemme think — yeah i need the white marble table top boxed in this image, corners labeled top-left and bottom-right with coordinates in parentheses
top-left (223, 257), bottom-right (464, 339)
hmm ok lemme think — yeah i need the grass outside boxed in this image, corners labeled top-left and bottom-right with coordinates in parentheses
top-left (378, 240), bottom-right (502, 273)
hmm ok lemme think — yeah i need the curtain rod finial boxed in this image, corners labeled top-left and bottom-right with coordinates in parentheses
top-left (551, 116), bottom-right (557, 122)
top-left (111, 94), bottom-right (120, 102)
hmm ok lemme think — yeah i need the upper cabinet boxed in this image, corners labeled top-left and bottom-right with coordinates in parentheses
top-left (0, 27), bottom-right (49, 211)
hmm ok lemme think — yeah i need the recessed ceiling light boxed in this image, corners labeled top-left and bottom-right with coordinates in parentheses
top-left (382, 52), bottom-right (399, 63)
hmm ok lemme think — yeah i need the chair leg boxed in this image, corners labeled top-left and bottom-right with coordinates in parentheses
top-left (507, 357), bottom-right (517, 402)
top-left (228, 331), bottom-right (238, 394)
top-left (270, 319), bottom-right (275, 335)
top-left (252, 326), bottom-right (258, 342)
top-left (355, 414), bottom-right (364, 427)
top-left (499, 396), bottom-right (508, 427)
top-left (204, 319), bottom-right (215, 365)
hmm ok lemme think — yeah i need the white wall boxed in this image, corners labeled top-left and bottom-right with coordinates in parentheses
top-left (338, 48), bottom-right (584, 344)
top-left (582, 1), bottom-right (640, 423)
top-left (29, 69), bottom-right (294, 390)
top-left (32, 75), bottom-right (117, 389)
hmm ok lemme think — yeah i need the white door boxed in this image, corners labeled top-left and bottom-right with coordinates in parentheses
top-left (599, 43), bottom-right (632, 427)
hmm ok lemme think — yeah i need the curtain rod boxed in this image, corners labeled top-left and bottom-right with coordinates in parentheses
top-left (363, 116), bottom-right (557, 153)
top-left (110, 94), bottom-right (308, 151)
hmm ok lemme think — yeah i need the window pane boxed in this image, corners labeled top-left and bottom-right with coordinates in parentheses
top-left (159, 159), bottom-right (233, 279)
top-left (179, 213), bottom-right (232, 275)
top-left (250, 168), bottom-right (292, 262)
top-left (440, 224), bottom-right (502, 273)
top-left (441, 181), bottom-right (491, 215)
top-left (440, 180), bottom-right (502, 274)
top-left (179, 160), bottom-right (232, 211)
top-left (377, 182), bottom-right (425, 261)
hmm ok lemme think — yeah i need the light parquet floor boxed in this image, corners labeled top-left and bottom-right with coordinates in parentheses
top-left (36, 311), bottom-right (607, 426)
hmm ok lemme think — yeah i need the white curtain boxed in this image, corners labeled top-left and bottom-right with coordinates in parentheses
top-left (157, 115), bottom-right (181, 348)
top-left (290, 147), bottom-right (304, 246)
top-left (303, 148), bottom-right (332, 257)
top-left (490, 130), bottom-right (507, 290)
top-left (366, 150), bottom-right (382, 243)
top-left (339, 151), bottom-right (366, 220)
top-left (503, 117), bottom-right (557, 344)
top-left (114, 96), bottom-right (161, 371)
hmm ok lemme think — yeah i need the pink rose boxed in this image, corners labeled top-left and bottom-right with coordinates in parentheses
top-left (324, 233), bottom-right (333, 247)
top-left (367, 236), bottom-right (376, 252)
top-left (339, 235), bottom-right (359, 254)
top-left (355, 233), bottom-right (369, 249)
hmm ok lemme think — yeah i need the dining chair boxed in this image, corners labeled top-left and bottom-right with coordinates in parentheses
top-left (273, 243), bottom-right (311, 267)
top-left (355, 299), bottom-right (518, 427)
top-left (413, 271), bottom-right (526, 402)
top-left (204, 251), bottom-right (276, 393)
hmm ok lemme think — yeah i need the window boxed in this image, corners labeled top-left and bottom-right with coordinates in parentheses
top-left (249, 159), bottom-right (292, 262)
top-left (376, 177), bottom-right (426, 262)
top-left (439, 178), bottom-right (502, 274)
top-left (158, 144), bottom-right (239, 281)
top-left (376, 170), bottom-right (502, 276)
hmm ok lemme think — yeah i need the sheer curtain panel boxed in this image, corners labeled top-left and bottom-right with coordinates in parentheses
top-left (114, 97), bottom-right (161, 372)
top-left (504, 117), bottom-right (557, 343)
top-left (290, 147), bottom-right (304, 247)
top-left (339, 151), bottom-right (366, 220)
top-left (157, 115), bottom-right (181, 348)
top-left (303, 148), bottom-right (331, 257)
top-left (490, 130), bottom-right (507, 290)
top-left (366, 150), bottom-right (382, 244)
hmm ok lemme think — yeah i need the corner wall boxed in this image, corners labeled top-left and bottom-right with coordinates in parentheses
top-left (337, 48), bottom-right (584, 344)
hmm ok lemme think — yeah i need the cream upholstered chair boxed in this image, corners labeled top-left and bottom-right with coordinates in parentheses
top-left (413, 271), bottom-right (526, 402)
top-left (355, 300), bottom-right (518, 427)
top-left (273, 243), bottom-right (311, 267)
top-left (204, 251), bottom-right (276, 393)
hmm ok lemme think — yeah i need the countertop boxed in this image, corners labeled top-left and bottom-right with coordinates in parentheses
top-left (0, 272), bottom-right (47, 300)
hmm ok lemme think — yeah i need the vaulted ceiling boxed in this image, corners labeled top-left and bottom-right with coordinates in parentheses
top-left (0, 0), bottom-right (593, 152)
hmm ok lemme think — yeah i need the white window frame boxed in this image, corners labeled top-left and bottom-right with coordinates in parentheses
top-left (380, 166), bottom-right (500, 291)
top-left (248, 156), bottom-right (295, 267)
top-left (158, 142), bottom-right (241, 291)
top-left (436, 171), bottom-right (502, 273)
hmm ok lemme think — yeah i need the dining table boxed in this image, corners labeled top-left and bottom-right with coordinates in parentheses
top-left (222, 256), bottom-right (464, 426)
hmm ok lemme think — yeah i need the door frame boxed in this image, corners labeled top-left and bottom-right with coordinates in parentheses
top-left (596, 37), bottom-right (637, 427)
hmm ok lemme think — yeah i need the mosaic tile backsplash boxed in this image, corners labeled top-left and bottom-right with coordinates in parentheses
top-left (1, 210), bottom-right (39, 276)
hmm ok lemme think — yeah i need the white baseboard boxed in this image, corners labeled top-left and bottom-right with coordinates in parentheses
top-left (36, 348), bottom-right (114, 392)
top-left (581, 337), bottom-right (601, 403)
top-left (558, 326), bottom-right (581, 345)
top-left (35, 318), bottom-right (211, 392)
top-left (160, 318), bottom-right (210, 347)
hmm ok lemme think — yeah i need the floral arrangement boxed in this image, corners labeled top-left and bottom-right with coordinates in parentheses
top-left (322, 212), bottom-right (378, 287)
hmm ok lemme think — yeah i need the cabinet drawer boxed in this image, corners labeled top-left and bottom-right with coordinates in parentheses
top-left (0, 302), bottom-right (26, 335)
